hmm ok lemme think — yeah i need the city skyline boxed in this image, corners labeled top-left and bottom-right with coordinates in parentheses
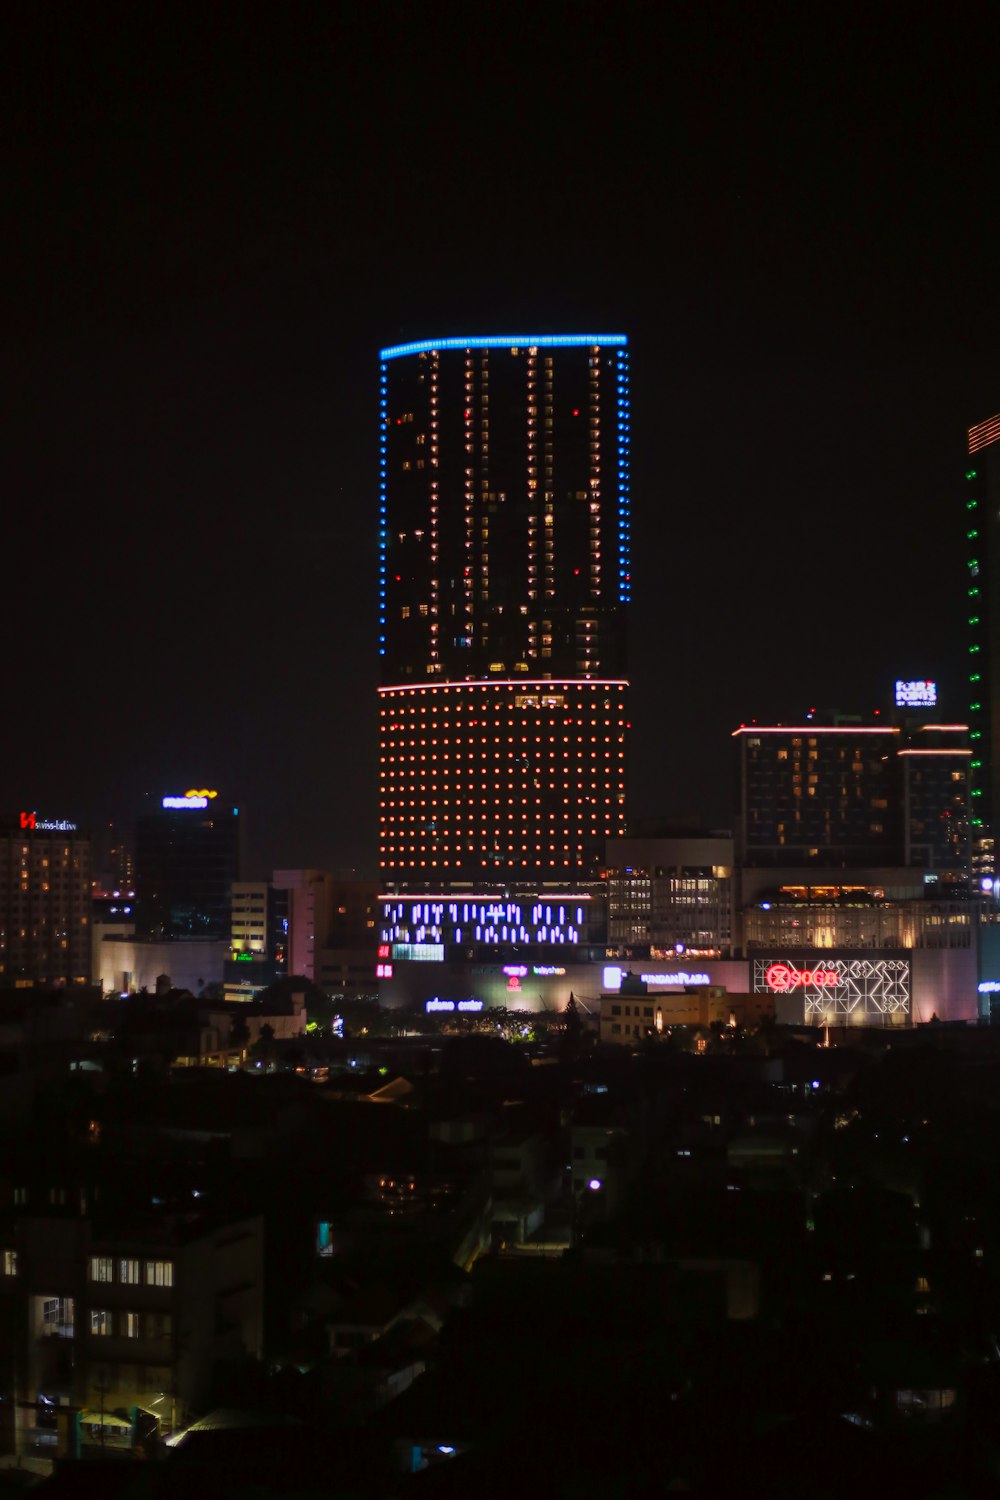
top-left (6, 7), bottom-right (1000, 877)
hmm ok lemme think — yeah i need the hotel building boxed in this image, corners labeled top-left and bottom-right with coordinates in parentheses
top-left (377, 335), bottom-right (630, 888)
top-left (0, 813), bottom-right (91, 988)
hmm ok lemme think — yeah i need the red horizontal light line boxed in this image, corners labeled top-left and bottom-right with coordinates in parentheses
top-left (920, 724), bottom-right (969, 732)
top-left (379, 678), bottom-right (629, 694)
top-left (897, 749), bottom-right (972, 756)
top-left (969, 414), bottom-right (1000, 453)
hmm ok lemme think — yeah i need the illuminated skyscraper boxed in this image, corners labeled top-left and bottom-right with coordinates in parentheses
top-left (378, 335), bottom-right (631, 884)
top-left (965, 412), bottom-right (1000, 869)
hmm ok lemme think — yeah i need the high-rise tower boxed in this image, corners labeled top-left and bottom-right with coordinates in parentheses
top-left (965, 413), bottom-right (1000, 871)
top-left (378, 335), bottom-right (631, 886)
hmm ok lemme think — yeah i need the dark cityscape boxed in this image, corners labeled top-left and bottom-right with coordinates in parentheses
top-left (6, 3), bottom-right (1000, 1496)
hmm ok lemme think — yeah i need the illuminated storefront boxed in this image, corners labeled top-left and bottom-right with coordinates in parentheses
top-left (752, 950), bottom-right (911, 1025)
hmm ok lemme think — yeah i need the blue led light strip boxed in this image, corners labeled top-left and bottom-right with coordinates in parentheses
top-left (379, 334), bottom-right (628, 360)
top-left (616, 348), bottom-right (630, 604)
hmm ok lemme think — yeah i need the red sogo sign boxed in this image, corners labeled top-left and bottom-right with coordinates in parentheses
top-left (764, 961), bottom-right (840, 992)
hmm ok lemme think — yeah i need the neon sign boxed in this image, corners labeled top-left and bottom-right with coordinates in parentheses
top-left (752, 954), bottom-right (910, 1019)
top-left (163, 796), bottom-right (207, 810)
top-left (19, 813), bottom-right (77, 831)
top-left (895, 679), bottom-right (937, 707)
top-left (533, 966), bottom-right (566, 976)
top-left (764, 962), bottom-right (839, 992)
top-left (603, 966), bottom-right (712, 991)
top-left (425, 998), bottom-right (484, 1013)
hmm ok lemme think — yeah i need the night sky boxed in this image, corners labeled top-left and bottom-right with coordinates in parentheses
top-left (6, 3), bottom-right (1000, 878)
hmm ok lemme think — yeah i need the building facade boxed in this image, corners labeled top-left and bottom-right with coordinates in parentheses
top-left (222, 881), bottom-right (289, 1002)
top-left (965, 412), bottom-right (1000, 870)
top-left (605, 834), bottom-right (736, 958)
top-left (378, 334), bottom-right (631, 886)
top-left (0, 1203), bottom-right (263, 1448)
top-left (734, 721), bottom-right (970, 871)
top-left (0, 813), bottom-right (91, 988)
top-left (134, 791), bottom-right (241, 941)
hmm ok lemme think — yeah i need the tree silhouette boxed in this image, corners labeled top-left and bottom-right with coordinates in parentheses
top-left (250, 1021), bottom-right (276, 1070)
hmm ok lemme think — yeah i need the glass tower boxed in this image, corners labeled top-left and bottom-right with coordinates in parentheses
top-left (378, 335), bottom-right (631, 885)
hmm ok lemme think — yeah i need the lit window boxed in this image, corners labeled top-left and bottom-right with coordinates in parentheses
top-left (89, 1256), bottom-right (113, 1283)
top-left (145, 1260), bottom-right (173, 1288)
top-left (119, 1258), bottom-right (140, 1285)
top-left (123, 1312), bottom-right (140, 1338)
top-left (2, 1250), bottom-right (16, 1276)
top-left (90, 1309), bottom-right (112, 1336)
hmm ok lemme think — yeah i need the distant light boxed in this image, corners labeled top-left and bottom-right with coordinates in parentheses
top-left (588, 1178), bottom-right (602, 1191)
top-left (438, 1446), bottom-right (455, 1455)
top-left (982, 877), bottom-right (994, 892)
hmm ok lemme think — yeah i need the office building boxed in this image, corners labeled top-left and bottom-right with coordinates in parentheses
top-left (223, 873), bottom-right (380, 1003)
top-left (377, 334), bottom-right (631, 886)
top-left (605, 833), bottom-right (736, 958)
top-left (0, 812), bottom-right (91, 988)
top-left (134, 790), bottom-right (241, 941)
top-left (222, 881), bottom-right (289, 1002)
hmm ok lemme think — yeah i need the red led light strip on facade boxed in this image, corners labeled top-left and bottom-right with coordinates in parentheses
top-left (379, 678), bottom-right (629, 695)
top-left (731, 726), bottom-right (899, 736)
top-left (969, 413), bottom-right (1000, 454)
